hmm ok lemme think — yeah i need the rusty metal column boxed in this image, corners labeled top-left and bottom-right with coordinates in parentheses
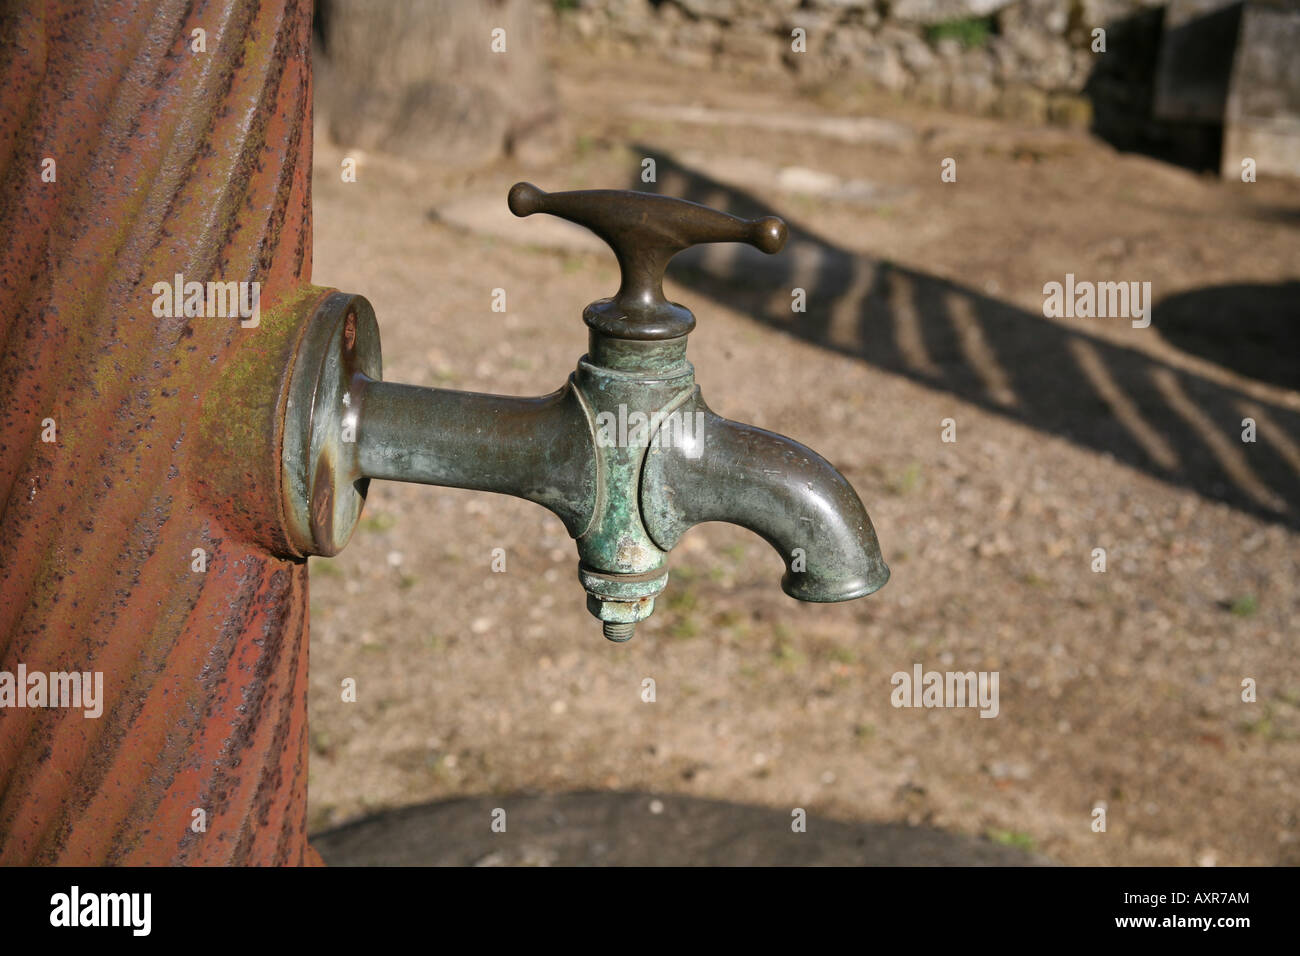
top-left (0, 0), bottom-right (323, 864)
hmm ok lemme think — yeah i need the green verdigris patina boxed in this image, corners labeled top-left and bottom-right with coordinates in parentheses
top-left (284, 183), bottom-right (889, 640)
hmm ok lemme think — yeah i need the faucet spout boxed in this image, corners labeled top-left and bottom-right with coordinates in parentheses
top-left (641, 394), bottom-right (889, 602)
top-left (355, 378), bottom-right (596, 537)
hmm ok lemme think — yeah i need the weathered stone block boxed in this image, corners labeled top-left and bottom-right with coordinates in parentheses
top-left (997, 83), bottom-right (1050, 122)
top-left (1221, 0), bottom-right (1300, 178)
top-left (951, 71), bottom-right (1000, 112)
top-left (1048, 91), bottom-right (1096, 127)
top-left (914, 70), bottom-right (953, 106)
top-left (892, 0), bottom-right (1015, 24)
top-left (862, 43), bottom-right (910, 92)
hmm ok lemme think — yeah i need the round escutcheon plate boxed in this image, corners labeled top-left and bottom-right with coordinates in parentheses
top-left (282, 291), bottom-right (382, 556)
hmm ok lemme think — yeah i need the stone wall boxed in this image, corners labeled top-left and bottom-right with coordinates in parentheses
top-left (546, 0), bottom-right (1172, 127)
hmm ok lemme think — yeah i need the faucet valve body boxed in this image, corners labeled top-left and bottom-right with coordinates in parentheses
top-left (569, 340), bottom-right (699, 640)
top-left (284, 183), bottom-right (889, 640)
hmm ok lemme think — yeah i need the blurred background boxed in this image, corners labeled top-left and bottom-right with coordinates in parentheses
top-left (304, 0), bottom-right (1299, 865)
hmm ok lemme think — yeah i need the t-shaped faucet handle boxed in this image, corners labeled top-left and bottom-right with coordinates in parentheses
top-left (507, 181), bottom-right (788, 341)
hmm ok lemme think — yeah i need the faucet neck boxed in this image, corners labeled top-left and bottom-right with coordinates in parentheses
top-left (586, 330), bottom-right (690, 377)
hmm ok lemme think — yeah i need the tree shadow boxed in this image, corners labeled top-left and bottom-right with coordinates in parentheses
top-left (311, 791), bottom-right (1048, 866)
top-left (631, 148), bottom-right (1300, 527)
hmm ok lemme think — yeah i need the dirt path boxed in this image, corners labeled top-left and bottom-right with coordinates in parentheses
top-left (305, 54), bottom-right (1300, 866)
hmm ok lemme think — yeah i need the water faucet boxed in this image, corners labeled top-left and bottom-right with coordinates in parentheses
top-left (282, 183), bottom-right (889, 640)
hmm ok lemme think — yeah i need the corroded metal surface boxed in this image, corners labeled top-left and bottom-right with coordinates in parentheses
top-left (356, 377), bottom-right (594, 537)
top-left (312, 183), bottom-right (887, 642)
top-left (641, 396), bottom-right (891, 602)
top-left (507, 183), bottom-right (887, 632)
top-left (0, 0), bottom-right (319, 864)
top-left (281, 290), bottom-right (382, 557)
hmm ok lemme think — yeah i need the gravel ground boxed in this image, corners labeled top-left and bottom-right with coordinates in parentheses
top-left (305, 54), bottom-right (1300, 866)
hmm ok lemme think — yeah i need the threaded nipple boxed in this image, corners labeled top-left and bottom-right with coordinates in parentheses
top-left (602, 621), bottom-right (636, 642)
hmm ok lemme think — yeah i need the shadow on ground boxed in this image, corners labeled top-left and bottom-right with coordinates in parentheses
top-left (311, 791), bottom-right (1049, 866)
top-left (1153, 281), bottom-right (1300, 392)
top-left (634, 149), bottom-right (1300, 527)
